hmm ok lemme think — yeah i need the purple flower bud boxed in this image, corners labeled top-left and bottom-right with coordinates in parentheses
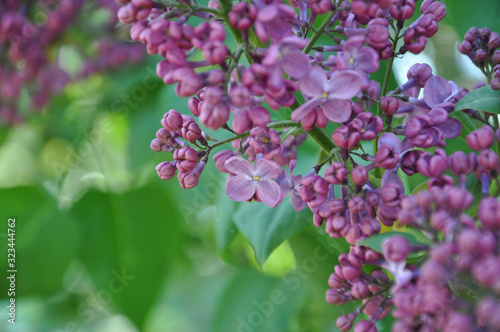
top-left (181, 119), bottom-right (202, 142)
top-left (380, 96), bottom-right (399, 115)
top-left (351, 165), bottom-right (368, 186)
top-left (489, 32), bottom-right (500, 51)
top-left (366, 19), bottom-right (390, 50)
top-left (188, 97), bottom-right (200, 116)
top-left (354, 320), bottom-right (377, 332)
top-left (161, 109), bottom-right (183, 131)
top-left (430, 242), bottom-right (454, 264)
top-left (202, 40), bottom-right (228, 65)
top-left (328, 272), bottom-right (345, 288)
top-left (417, 149), bottom-right (447, 178)
top-left (299, 175), bottom-right (328, 208)
top-left (156, 161), bottom-right (176, 180)
top-left (213, 150), bottom-right (236, 173)
top-left (493, 50), bottom-right (500, 64)
top-left (448, 151), bottom-right (476, 175)
top-left (326, 289), bottom-right (343, 305)
top-left (174, 147), bottom-right (199, 173)
top-left (325, 162), bottom-right (348, 184)
top-left (476, 49), bottom-right (488, 63)
top-left (151, 137), bottom-right (166, 152)
top-left (376, 145), bottom-right (400, 169)
top-left (447, 187), bottom-right (473, 212)
top-left (467, 125), bottom-right (495, 151)
top-left (476, 297), bottom-right (499, 327)
top-left (458, 41), bottom-right (472, 55)
top-left (351, 280), bottom-right (370, 299)
top-left (400, 150), bottom-right (423, 176)
top-left (478, 197), bottom-right (500, 229)
top-left (421, 0), bottom-right (446, 21)
top-left (336, 315), bottom-right (353, 332)
top-left (479, 150), bottom-right (499, 172)
top-left (382, 236), bottom-right (410, 262)
top-left (178, 169), bottom-right (200, 189)
top-left (332, 123), bottom-right (361, 149)
top-left (407, 63), bottom-right (433, 87)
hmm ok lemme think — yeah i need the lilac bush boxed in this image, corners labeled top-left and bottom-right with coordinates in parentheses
top-left (117, 0), bottom-right (500, 330)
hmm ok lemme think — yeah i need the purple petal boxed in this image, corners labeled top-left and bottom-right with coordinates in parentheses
top-left (436, 118), bottom-right (462, 139)
top-left (225, 157), bottom-right (253, 177)
top-left (327, 70), bottom-right (364, 99)
top-left (262, 44), bottom-right (280, 67)
top-left (378, 132), bottom-right (402, 153)
top-left (291, 97), bottom-right (322, 122)
top-left (226, 175), bottom-right (256, 201)
top-left (280, 35), bottom-right (309, 49)
top-left (281, 49), bottom-right (310, 79)
top-left (321, 99), bottom-right (352, 123)
top-left (423, 76), bottom-right (452, 108)
top-left (356, 47), bottom-right (379, 73)
top-left (255, 158), bottom-right (281, 179)
top-left (343, 35), bottom-right (366, 54)
top-left (288, 159), bottom-right (297, 174)
top-left (256, 179), bottom-right (283, 207)
top-left (291, 193), bottom-right (307, 211)
top-left (381, 169), bottom-right (404, 188)
top-left (299, 66), bottom-right (327, 97)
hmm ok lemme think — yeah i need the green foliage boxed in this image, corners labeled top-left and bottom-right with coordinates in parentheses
top-left (233, 200), bottom-right (312, 268)
top-left (454, 85), bottom-right (500, 114)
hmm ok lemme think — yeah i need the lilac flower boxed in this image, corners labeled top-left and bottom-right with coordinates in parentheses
top-left (225, 156), bottom-right (283, 207)
top-left (336, 36), bottom-right (379, 86)
top-left (262, 36), bottom-right (311, 79)
top-left (276, 160), bottom-right (306, 211)
top-left (291, 66), bottom-right (363, 124)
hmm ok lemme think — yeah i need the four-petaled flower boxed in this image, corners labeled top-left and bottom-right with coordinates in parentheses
top-left (291, 66), bottom-right (364, 124)
top-left (225, 156), bottom-right (283, 207)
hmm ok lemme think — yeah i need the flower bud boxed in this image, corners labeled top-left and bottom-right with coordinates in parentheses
top-left (336, 315), bottom-right (353, 332)
top-left (156, 161), bottom-right (176, 180)
top-left (448, 151), bottom-right (476, 175)
top-left (162, 109), bottom-right (183, 131)
top-left (382, 235), bottom-right (410, 262)
top-left (325, 162), bottom-right (347, 184)
top-left (479, 150), bottom-right (499, 172)
top-left (354, 320), bottom-right (377, 332)
top-left (417, 150), bottom-right (447, 178)
top-left (351, 165), bottom-right (368, 186)
top-left (467, 125), bottom-right (495, 151)
top-left (376, 145), bottom-right (400, 169)
top-left (478, 197), bottom-right (500, 229)
top-left (380, 96), bottom-right (399, 115)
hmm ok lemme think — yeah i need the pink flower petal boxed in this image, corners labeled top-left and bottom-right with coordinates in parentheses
top-left (226, 175), bottom-right (256, 201)
top-left (327, 70), bottom-right (363, 99)
top-left (225, 156), bottom-right (254, 177)
top-left (291, 98), bottom-right (322, 122)
top-left (299, 66), bottom-right (327, 97)
top-left (256, 179), bottom-right (283, 207)
top-left (281, 49), bottom-right (310, 79)
top-left (423, 76), bottom-right (452, 108)
top-left (378, 132), bottom-right (402, 153)
top-left (255, 158), bottom-right (282, 179)
top-left (321, 99), bottom-right (352, 123)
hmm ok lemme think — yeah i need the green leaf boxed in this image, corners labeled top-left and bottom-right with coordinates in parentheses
top-left (210, 271), bottom-right (303, 332)
top-left (70, 184), bottom-right (186, 329)
top-left (215, 184), bottom-right (239, 253)
top-left (0, 187), bottom-right (80, 296)
top-left (357, 231), bottom-right (430, 253)
top-left (454, 86), bottom-right (500, 114)
top-left (233, 200), bottom-right (312, 268)
top-left (449, 110), bottom-right (480, 136)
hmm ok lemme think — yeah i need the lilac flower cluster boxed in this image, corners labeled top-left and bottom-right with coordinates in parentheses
top-left (120, 0), bottom-right (500, 329)
top-left (0, 0), bottom-right (144, 125)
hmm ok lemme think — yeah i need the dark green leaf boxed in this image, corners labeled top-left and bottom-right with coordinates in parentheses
top-left (0, 187), bottom-right (80, 296)
top-left (357, 231), bottom-right (430, 253)
top-left (210, 271), bottom-right (303, 332)
top-left (454, 86), bottom-right (500, 114)
top-left (233, 200), bottom-right (312, 267)
top-left (70, 184), bottom-right (185, 329)
top-left (215, 183), bottom-right (239, 253)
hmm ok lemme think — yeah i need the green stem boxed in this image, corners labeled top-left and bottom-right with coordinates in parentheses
top-left (304, 10), bottom-right (337, 54)
top-left (494, 116), bottom-right (500, 158)
top-left (210, 121), bottom-right (300, 149)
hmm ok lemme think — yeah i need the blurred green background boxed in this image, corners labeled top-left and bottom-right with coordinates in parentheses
top-left (1, 2), bottom-right (499, 331)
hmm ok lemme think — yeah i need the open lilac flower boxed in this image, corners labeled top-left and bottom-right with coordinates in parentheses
top-left (262, 36), bottom-right (311, 79)
top-left (336, 35), bottom-right (379, 87)
top-left (291, 66), bottom-right (363, 124)
top-left (276, 160), bottom-right (306, 211)
top-left (225, 156), bottom-right (283, 207)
